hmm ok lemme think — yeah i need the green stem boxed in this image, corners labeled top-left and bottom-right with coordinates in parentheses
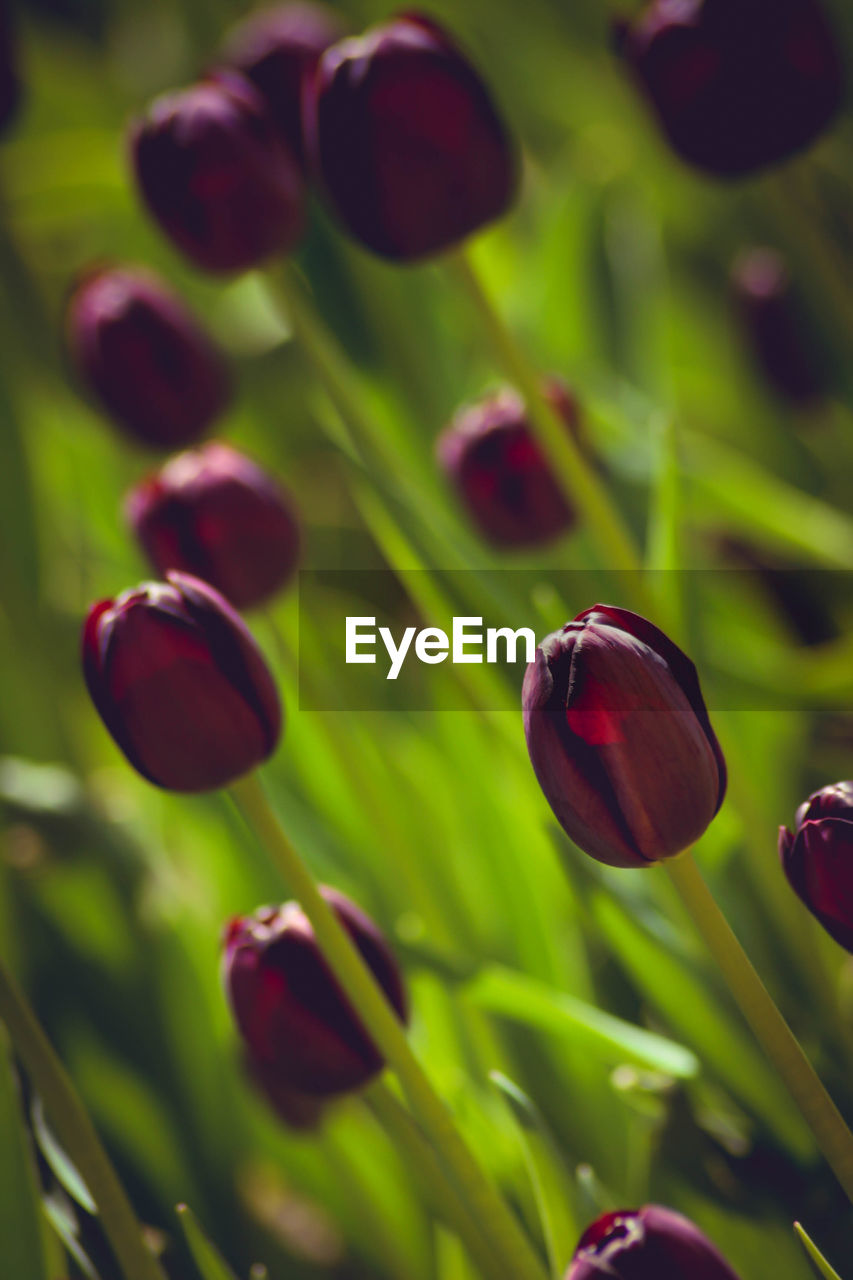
top-left (665, 852), bottom-right (853, 1205)
top-left (229, 774), bottom-right (547, 1280)
top-left (446, 249), bottom-right (652, 613)
top-left (366, 1082), bottom-right (510, 1280)
top-left (0, 960), bottom-right (166, 1280)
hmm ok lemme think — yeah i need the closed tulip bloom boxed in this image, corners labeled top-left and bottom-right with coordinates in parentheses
top-left (567, 1205), bottom-right (742, 1279)
top-left (305, 12), bottom-right (517, 261)
top-left (221, 3), bottom-right (345, 168)
top-left (780, 781), bottom-right (853, 953)
top-left (523, 605), bottom-right (726, 868)
top-left (82, 572), bottom-right (281, 791)
top-left (224, 890), bottom-right (408, 1096)
top-left (125, 443), bottom-right (301, 611)
top-left (732, 249), bottom-right (824, 406)
top-left (437, 381), bottom-right (581, 547)
top-left (614, 0), bottom-right (844, 177)
top-left (131, 75), bottom-right (305, 273)
top-left (66, 266), bottom-right (230, 450)
top-left (245, 1055), bottom-right (326, 1130)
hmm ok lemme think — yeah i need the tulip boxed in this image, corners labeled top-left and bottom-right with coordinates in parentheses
top-left (732, 249), bottom-right (824, 406)
top-left (305, 12), bottom-right (518, 261)
top-left (245, 1055), bottom-right (326, 1130)
top-left (221, 3), bottom-right (345, 169)
top-left (66, 266), bottom-right (230, 450)
top-left (130, 74), bottom-right (305, 274)
top-left (523, 605), bottom-right (726, 867)
top-left (82, 572), bottom-right (281, 791)
top-left (125, 443), bottom-right (301, 611)
top-left (567, 1205), bottom-right (742, 1279)
top-left (437, 380), bottom-right (581, 547)
top-left (613, 0), bottom-right (844, 177)
top-left (780, 781), bottom-right (853, 953)
top-left (223, 889), bottom-right (408, 1096)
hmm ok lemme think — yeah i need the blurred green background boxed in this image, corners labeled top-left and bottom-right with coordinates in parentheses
top-left (2, 1), bottom-right (853, 1277)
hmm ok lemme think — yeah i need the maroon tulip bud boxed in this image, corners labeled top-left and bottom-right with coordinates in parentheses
top-left (305, 12), bottom-right (518, 261)
top-left (780, 781), bottom-right (853, 953)
top-left (523, 605), bottom-right (726, 868)
top-left (0, 1), bottom-right (22, 136)
top-left (223, 889), bottom-right (408, 1096)
top-left (567, 1205), bottom-right (742, 1279)
top-left (221, 3), bottom-right (345, 169)
top-left (125, 443), bottom-right (301, 611)
top-left (66, 266), bottom-right (230, 450)
top-left (437, 381), bottom-right (582, 547)
top-left (130, 74), bottom-right (305, 274)
top-left (82, 572), bottom-right (281, 792)
top-left (731, 249), bottom-right (824, 407)
top-left (614, 0), bottom-right (844, 177)
top-left (245, 1055), bottom-right (327, 1130)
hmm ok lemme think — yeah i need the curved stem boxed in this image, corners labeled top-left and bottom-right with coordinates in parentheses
top-left (446, 248), bottom-right (653, 615)
top-left (0, 959), bottom-right (166, 1280)
top-left (665, 851), bottom-right (853, 1204)
top-left (229, 773), bottom-right (547, 1280)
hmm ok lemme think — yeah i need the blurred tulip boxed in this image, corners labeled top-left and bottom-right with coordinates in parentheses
top-left (437, 381), bottom-right (581, 547)
top-left (613, 0), bottom-right (844, 177)
top-left (125, 443), bottom-right (301, 611)
top-left (223, 890), bottom-right (408, 1096)
top-left (66, 265), bottom-right (230, 450)
top-left (780, 781), bottom-right (853, 953)
top-left (732, 249), bottom-right (824, 406)
top-left (82, 572), bottom-right (281, 791)
top-left (523, 605), bottom-right (726, 867)
top-left (245, 1055), bottom-right (327, 1130)
top-left (130, 74), bottom-right (305, 273)
top-left (567, 1205), bottom-right (741, 1279)
top-left (221, 3), bottom-right (345, 168)
top-left (305, 11), bottom-right (517, 260)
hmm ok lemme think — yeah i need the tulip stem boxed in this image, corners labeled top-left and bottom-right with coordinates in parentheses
top-left (665, 851), bottom-right (853, 1205)
top-left (230, 773), bottom-right (547, 1280)
top-left (446, 248), bottom-right (652, 613)
top-left (0, 958), bottom-right (166, 1280)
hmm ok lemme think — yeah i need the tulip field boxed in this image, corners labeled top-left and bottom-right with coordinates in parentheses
top-left (2, 1), bottom-right (853, 1278)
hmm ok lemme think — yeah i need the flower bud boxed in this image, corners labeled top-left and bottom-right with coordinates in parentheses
top-left (567, 1205), bottom-right (741, 1279)
top-left (614, 0), bottom-right (844, 177)
top-left (437, 380), bottom-right (581, 548)
top-left (223, 890), bottom-right (408, 1096)
top-left (245, 1055), bottom-right (326, 1130)
top-left (305, 12), bottom-right (518, 261)
top-left (82, 572), bottom-right (281, 791)
top-left (130, 75), bottom-right (306, 274)
top-left (732, 249), bottom-right (824, 407)
top-left (66, 266), bottom-right (230, 450)
top-left (780, 781), bottom-right (853, 953)
top-left (523, 605), bottom-right (726, 868)
top-left (221, 3), bottom-right (345, 169)
top-left (125, 443), bottom-right (301, 611)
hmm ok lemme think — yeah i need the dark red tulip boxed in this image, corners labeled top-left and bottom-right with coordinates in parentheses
top-left (732, 249), bottom-right (824, 406)
top-left (567, 1205), bottom-right (742, 1279)
top-left (223, 889), bottom-right (408, 1096)
top-left (82, 572), bottom-right (281, 792)
top-left (125, 443), bottom-right (301, 611)
top-left (221, 3), bottom-right (345, 169)
top-left (130, 74), bottom-right (305, 273)
top-left (523, 605), bottom-right (726, 868)
top-left (305, 12), bottom-right (518, 261)
top-left (245, 1055), bottom-right (326, 1130)
top-left (66, 266), bottom-right (230, 450)
top-left (437, 380), bottom-right (581, 548)
top-left (780, 781), bottom-right (853, 953)
top-left (0, 1), bottom-right (22, 136)
top-left (614, 0), bottom-right (844, 177)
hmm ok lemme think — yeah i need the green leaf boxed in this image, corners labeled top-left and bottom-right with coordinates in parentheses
top-left (176, 1203), bottom-right (241, 1280)
top-left (31, 1093), bottom-right (96, 1215)
top-left (794, 1222), bottom-right (844, 1280)
top-left (465, 964), bottom-right (699, 1079)
top-left (0, 1028), bottom-right (50, 1280)
top-left (43, 1189), bottom-right (100, 1280)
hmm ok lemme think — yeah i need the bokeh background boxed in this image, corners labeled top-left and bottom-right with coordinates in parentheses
top-left (2, 1), bottom-right (853, 1277)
